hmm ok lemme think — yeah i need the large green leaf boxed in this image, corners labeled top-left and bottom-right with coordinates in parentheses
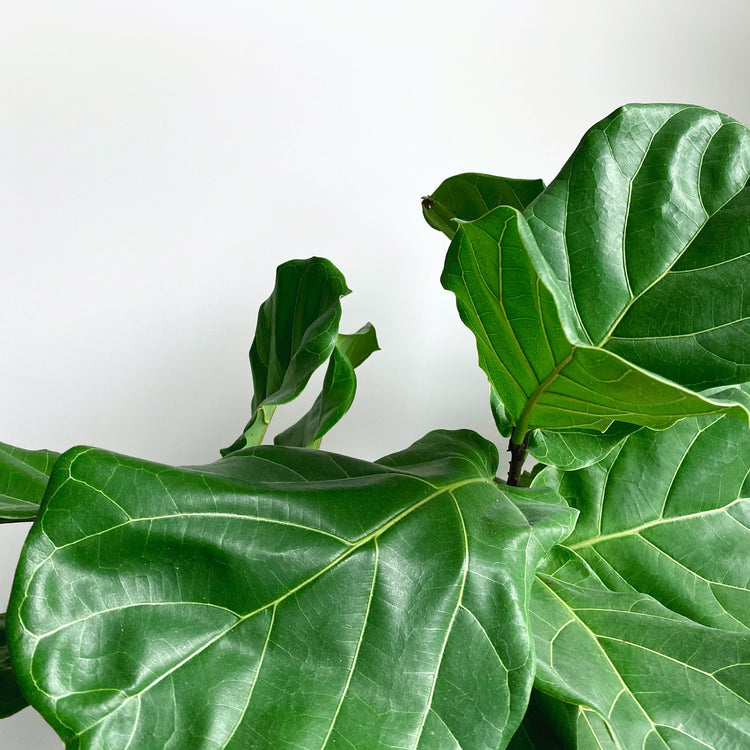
top-left (0, 441), bottom-right (59, 522)
top-left (0, 612), bottom-right (27, 718)
top-left (222, 257), bottom-right (351, 455)
top-left (8, 430), bottom-right (575, 749)
top-left (274, 323), bottom-right (379, 449)
top-left (536, 391), bottom-right (750, 632)
top-left (528, 554), bottom-right (750, 750)
top-left (525, 103), bottom-right (750, 391)
top-left (430, 105), bottom-right (750, 446)
top-left (441, 206), bottom-right (748, 440)
top-left (522, 397), bottom-right (750, 747)
top-left (422, 172), bottom-right (545, 239)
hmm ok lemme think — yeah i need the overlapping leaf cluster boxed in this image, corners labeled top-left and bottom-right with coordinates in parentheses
top-left (0, 104), bottom-right (748, 749)
top-left (423, 103), bottom-right (750, 747)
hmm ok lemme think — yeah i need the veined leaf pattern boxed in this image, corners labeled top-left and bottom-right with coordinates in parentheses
top-left (528, 555), bottom-right (750, 750)
top-left (428, 104), bottom-right (750, 442)
top-left (441, 206), bottom-right (748, 437)
top-left (8, 430), bottom-right (575, 749)
top-left (527, 104), bottom-right (750, 390)
top-left (536, 390), bottom-right (750, 631)
top-left (516, 397), bottom-right (750, 747)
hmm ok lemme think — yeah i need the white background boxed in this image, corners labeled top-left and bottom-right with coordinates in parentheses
top-left (2, 1), bottom-right (749, 745)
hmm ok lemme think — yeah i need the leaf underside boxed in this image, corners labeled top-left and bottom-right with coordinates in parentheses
top-left (442, 207), bottom-right (748, 437)
top-left (8, 430), bottom-right (575, 750)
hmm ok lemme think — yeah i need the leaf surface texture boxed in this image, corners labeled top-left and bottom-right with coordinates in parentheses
top-left (9, 430), bottom-right (575, 749)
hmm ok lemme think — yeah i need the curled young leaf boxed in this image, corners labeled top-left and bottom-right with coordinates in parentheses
top-left (222, 257), bottom-right (351, 455)
top-left (274, 323), bottom-right (379, 449)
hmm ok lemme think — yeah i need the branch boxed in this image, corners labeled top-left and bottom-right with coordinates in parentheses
top-left (507, 431), bottom-right (528, 487)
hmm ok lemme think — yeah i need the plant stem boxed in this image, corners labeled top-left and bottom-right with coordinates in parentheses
top-left (507, 430), bottom-right (528, 486)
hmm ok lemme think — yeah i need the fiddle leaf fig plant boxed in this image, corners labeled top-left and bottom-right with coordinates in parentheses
top-left (2, 103), bottom-right (749, 749)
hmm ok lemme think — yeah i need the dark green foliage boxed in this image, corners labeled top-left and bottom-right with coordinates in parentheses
top-left (2, 103), bottom-right (749, 748)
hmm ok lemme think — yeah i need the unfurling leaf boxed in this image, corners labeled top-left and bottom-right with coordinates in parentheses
top-left (274, 323), bottom-right (379, 449)
top-left (222, 257), bottom-right (351, 455)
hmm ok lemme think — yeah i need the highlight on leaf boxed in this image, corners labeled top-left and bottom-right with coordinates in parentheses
top-left (8, 430), bottom-right (575, 749)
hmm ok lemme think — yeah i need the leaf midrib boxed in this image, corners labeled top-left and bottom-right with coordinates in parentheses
top-left (535, 576), bottom-right (667, 748)
top-left (57, 476), bottom-right (488, 740)
top-left (567, 496), bottom-right (747, 551)
top-left (593, 158), bottom-right (747, 349)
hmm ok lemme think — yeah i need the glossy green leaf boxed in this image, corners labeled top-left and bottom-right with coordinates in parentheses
top-left (0, 612), bottom-right (27, 718)
top-left (525, 103), bottom-right (750, 391)
top-left (8, 430), bottom-right (576, 749)
top-left (442, 206), bottom-right (748, 440)
top-left (0, 441), bottom-right (60, 523)
top-left (529, 554), bottom-right (750, 749)
top-left (523, 395), bottom-right (750, 747)
top-left (490, 386), bottom-right (514, 438)
top-left (526, 423), bottom-right (641, 471)
top-left (222, 257), bottom-right (351, 455)
top-left (422, 172), bottom-right (545, 239)
top-left (535, 391), bottom-right (750, 631)
top-left (274, 323), bottom-right (379, 449)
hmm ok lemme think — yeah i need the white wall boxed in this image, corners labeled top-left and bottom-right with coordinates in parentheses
top-left (2, 1), bottom-right (748, 745)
